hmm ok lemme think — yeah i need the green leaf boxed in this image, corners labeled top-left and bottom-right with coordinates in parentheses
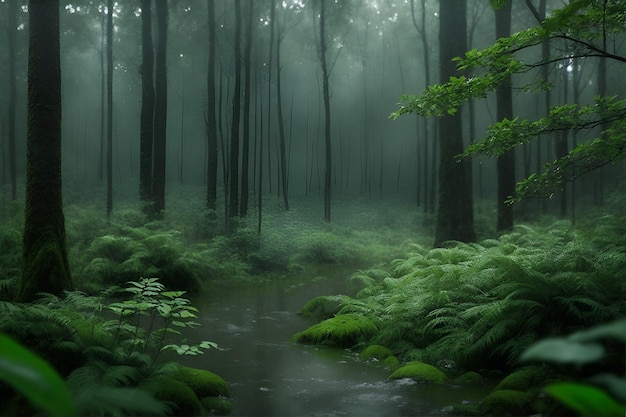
top-left (520, 338), bottom-right (604, 365)
top-left (544, 382), bottom-right (626, 417)
top-left (0, 333), bottom-right (77, 417)
top-left (569, 319), bottom-right (626, 343)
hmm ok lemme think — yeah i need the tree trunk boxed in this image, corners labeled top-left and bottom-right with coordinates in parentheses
top-left (206, 0), bottom-right (218, 213)
top-left (276, 16), bottom-right (290, 211)
top-left (495, 1), bottom-right (515, 231)
top-left (140, 0), bottom-right (155, 214)
top-left (106, 0), bottom-right (113, 218)
top-left (228, 0), bottom-right (242, 222)
top-left (153, 0), bottom-right (168, 215)
top-left (434, 0), bottom-right (475, 247)
top-left (7, 0), bottom-right (17, 201)
top-left (319, 0), bottom-right (332, 222)
top-left (240, 0), bottom-right (253, 217)
top-left (16, 0), bottom-right (72, 302)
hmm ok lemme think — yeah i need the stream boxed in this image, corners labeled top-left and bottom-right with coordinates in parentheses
top-left (182, 275), bottom-right (490, 417)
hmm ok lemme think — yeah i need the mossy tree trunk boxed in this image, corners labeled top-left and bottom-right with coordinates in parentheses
top-left (206, 0), bottom-right (218, 214)
top-left (434, 0), bottom-right (476, 247)
top-left (15, 0), bottom-right (72, 302)
top-left (153, 0), bottom-right (168, 215)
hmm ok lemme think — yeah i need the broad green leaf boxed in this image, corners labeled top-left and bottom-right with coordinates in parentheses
top-left (520, 338), bottom-right (604, 365)
top-left (544, 382), bottom-right (626, 417)
top-left (0, 334), bottom-right (77, 417)
top-left (569, 319), bottom-right (626, 343)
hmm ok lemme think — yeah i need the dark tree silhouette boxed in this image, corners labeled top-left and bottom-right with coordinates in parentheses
top-left (6, 0), bottom-right (18, 201)
top-left (140, 0), bottom-right (155, 213)
top-left (240, 0), bottom-right (253, 217)
top-left (318, 0), bottom-right (332, 222)
top-left (206, 0), bottom-right (218, 214)
top-left (434, 0), bottom-right (476, 246)
top-left (15, 0), bottom-right (72, 302)
top-left (106, 0), bottom-right (113, 218)
top-left (228, 0), bottom-right (242, 222)
top-left (153, 0), bottom-right (168, 215)
top-left (495, 1), bottom-right (515, 231)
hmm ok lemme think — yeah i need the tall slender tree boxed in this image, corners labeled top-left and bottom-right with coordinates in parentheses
top-left (16, 0), bottom-right (72, 302)
top-left (106, 0), bottom-right (113, 218)
top-left (206, 0), bottom-right (218, 213)
top-left (228, 0), bottom-right (242, 222)
top-left (239, 0), bottom-right (253, 217)
top-left (434, 0), bottom-right (475, 246)
top-left (318, 0), bottom-right (332, 222)
top-left (140, 0), bottom-right (155, 213)
top-left (153, 0), bottom-right (168, 215)
top-left (6, 0), bottom-right (18, 201)
top-left (495, 1), bottom-right (515, 231)
top-left (275, 3), bottom-right (290, 211)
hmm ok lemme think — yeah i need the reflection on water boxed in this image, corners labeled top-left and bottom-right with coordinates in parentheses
top-left (182, 279), bottom-right (488, 416)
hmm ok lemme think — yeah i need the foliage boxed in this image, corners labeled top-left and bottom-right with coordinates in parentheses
top-left (392, 0), bottom-right (626, 201)
top-left (295, 216), bottom-right (626, 373)
top-left (0, 333), bottom-right (77, 417)
top-left (476, 389), bottom-right (533, 416)
top-left (521, 318), bottom-right (626, 416)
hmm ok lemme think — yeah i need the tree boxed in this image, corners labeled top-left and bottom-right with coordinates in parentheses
top-left (434, 0), bottom-right (475, 246)
top-left (494, 0), bottom-right (515, 231)
top-left (206, 0), bottom-right (218, 214)
top-left (106, 0), bottom-right (113, 218)
top-left (239, 0), bottom-right (253, 217)
top-left (228, 0), bottom-right (242, 222)
top-left (6, 0), bottom-right (18, 202)
top-left (140, 0), bottom-right (155, 214)
top-left (318, 0), bottom-right (332, 222)
top-left (393, 0), bottom-right (626, 209)
top-left (153, 0), bottom-right (168, 215)
top-left (15, 0), bottom-right (72, 302)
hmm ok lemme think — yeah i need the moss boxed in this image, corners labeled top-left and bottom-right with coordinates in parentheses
top-left (141, 376), bottom-right (204, 417)
top-left (455, 371), bottom-right (485, 385)
top-left (292, 313), bottom-right (378, 348)
top-left (388, 361), bottom-right (446, 385)
top-left (359, 344), bottom-right (394, 361)
top-left (477, 389), bottom-right (533, 416)
top-left (172, 366), bottom-right (230, 398)
top-left (383, 355), bottom-right (401, 370)
top-left (495, 367), bottom-right (547, 392)
top-left (200, 396), bottom-right (233, 416)
top-left (299, 295), bottom-right (348, 320)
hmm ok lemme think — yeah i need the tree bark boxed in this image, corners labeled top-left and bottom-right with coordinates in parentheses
top-left (276, 11), bottom-right (290, 211)
top-left (495, 1), bottom-right (515, 231)
top-left (16, 0), bottom-right (72, 302)
top-left (206, 0), bottom-right (218, 213)
top-left (153, 0), bottom-right (168, 215)
top-left (140, 0), bottom-right (155, 213)
top-left (434, 0), bottom-right (475, 247)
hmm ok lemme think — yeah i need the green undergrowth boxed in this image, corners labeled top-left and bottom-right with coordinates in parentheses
top-left (0, 278), bottom-right (228, 416)
top-left (295, 214), bottom-right (626, 374)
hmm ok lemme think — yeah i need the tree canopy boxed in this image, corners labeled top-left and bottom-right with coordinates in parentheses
top-left (392, 0), bottom-right (626, 202)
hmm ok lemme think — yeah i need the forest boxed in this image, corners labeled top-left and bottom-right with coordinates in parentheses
top-left (0, 0), bottom-right (625, 416)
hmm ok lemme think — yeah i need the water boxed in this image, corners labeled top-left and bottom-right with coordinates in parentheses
top-left (182, 278), bottom-right (489, 416)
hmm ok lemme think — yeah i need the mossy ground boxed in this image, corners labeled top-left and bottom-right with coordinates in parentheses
top-left (292, 313), bottom-right (378, 348)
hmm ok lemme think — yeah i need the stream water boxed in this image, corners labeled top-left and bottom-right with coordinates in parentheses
top-left (182, 276), bottom-right (490, 417)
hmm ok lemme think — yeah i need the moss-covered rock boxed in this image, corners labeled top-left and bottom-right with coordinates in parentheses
top-left (298, 295), bottom-right (349, 320)
top-left (292, 313), bottom-right (377, 348)
top-left (388, 361), bottom-right (446, 385)
top-left (477, 389), bottom-right (533, 416)
top-left (141, 376), bottom-right (204, 417)
top-left (171, 367), bottom-right (230, 398)
top-left (359, 344), bottom-right (394, 361)
top-left (383, 355), bottom-right (401, 370)
top-left (495, 367), bottom-right (547, 392)
top-left (200, 396), bottom-right (233, 416)
top-left (455, 371), bottom-right (485, 385)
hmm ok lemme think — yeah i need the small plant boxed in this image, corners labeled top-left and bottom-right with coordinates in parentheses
top-left (106, 277), bottom-right (217, 359)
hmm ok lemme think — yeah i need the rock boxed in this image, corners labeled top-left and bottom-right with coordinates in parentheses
top-left (171, 366), bottom-right (230, 398)
top-left (477, 389), bottom-right (533, 416)
top-left (455, 371), bottom-right (485, 385)
top-left (388, 361), bottom-right (447, 385)
top-left (292, 313), bottom-right (377, 348)
top-left (141, 376), bottom-right (204, 417)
